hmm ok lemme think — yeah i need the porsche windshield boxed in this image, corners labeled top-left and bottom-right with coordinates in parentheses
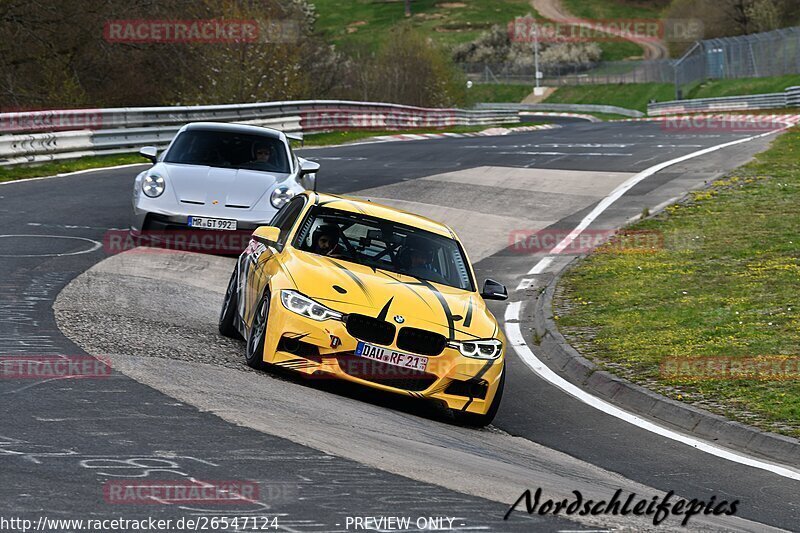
top-left (294, 207), bottom-right (474, 292)
top-left (164, 129), bottom-right (290, 173)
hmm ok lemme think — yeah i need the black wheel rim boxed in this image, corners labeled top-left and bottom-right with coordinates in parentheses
top-left (248, 295), bottom-right (268, 357)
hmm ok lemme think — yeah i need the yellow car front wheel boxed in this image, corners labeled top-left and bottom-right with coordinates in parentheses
top-left (219, 269), bottom-right (242, 340)
top-left (245, 290), bottom-right (270, 370)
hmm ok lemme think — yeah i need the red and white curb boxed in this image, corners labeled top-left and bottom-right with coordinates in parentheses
top-left (519, 111), bottom-right (601, 122)
top-left (369, 123), bottom-right (560, 143)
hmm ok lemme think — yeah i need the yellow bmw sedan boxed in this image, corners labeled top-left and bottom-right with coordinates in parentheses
top-left (219, 191), bottom-right (508, 426)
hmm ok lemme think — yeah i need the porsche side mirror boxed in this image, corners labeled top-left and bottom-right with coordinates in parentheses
top-left (481, 279), bottom-right (508, 301)
top-left (139, 146), bottom-right (158, 163)
top-left (252, 226), bottom-right (281, 246)
top-left (298, 158), bottom-right (320, 191)
top-left (299, 158), bottom-right (320, 176)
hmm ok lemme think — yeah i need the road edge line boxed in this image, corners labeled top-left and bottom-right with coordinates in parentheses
top-left (506, 125), bottom-right (800, 479)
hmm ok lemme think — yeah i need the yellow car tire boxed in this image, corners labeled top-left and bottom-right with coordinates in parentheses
top-left (245, 290), bottom-right (270, 370)
top-left (219, 269), bottom-right (242, 340)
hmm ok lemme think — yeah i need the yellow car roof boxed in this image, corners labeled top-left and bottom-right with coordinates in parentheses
top-left (311, 192), bottom-right (456, 239)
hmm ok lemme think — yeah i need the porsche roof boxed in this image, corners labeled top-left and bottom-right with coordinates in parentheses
top-left (181, 121), bottom-right (285, 140)
top-left (310, 192), bottom-right (456, 239)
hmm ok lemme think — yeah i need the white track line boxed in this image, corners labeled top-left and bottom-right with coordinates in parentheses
top-left (505, 303), bottom-right (800, 480)
top-left (527, 255), bottom-right (554, 275)
top-left (0, 163), bottom-right (147, 186)
top-left (547, 129), bottom-right (787, 257)
top-left (506, 126), bottom-right (800, 480)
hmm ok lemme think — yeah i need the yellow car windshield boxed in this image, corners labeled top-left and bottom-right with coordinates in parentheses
top-left (293, 207), bottom-right (474, 291)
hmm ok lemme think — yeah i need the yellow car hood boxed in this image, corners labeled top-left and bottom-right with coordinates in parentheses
top-left (281, 249), bottom-right (498, 341)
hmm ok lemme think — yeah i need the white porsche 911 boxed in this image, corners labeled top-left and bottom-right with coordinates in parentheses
top-left (131, 122), bottom-right (319, 236)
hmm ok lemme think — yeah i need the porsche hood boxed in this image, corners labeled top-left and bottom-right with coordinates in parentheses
top-left (160, 163), bottom-right (288, 207)
top-left (280, 250), bottom-right (498, 341)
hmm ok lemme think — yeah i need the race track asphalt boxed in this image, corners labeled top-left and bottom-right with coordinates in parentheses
top-left (1, 120), bottom-right (797, 531)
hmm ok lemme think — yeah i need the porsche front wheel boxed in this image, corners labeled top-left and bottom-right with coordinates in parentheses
top-left (245, 291), bottom-right (270, 370)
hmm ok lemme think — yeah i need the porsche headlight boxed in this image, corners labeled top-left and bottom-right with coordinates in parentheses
top-left (280, 290), bottom-right (343, 321)
top-left (142, 174), bottom-right (165, 198)
top-left (271, 186), bottom-right (295, 208)
top-left (448, 339), bottom-right (503, 360)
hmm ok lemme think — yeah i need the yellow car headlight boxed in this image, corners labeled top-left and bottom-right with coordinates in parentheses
top-left (448, 339), bottom-right (503, 360)
top-left (280, 290), bottom-right (343, 321)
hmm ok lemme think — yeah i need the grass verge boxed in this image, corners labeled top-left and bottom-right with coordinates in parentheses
top-left (561, 0), bottom-right (668, 20)
top-left (466, 83), bottom-right (533, 105)
top-left (555, 127), bottom-right (800, 438)
top-left (0, 153), bottom-right (145, 183)
top-left (312, 0), bottom-right (637, 60)
top-left (544, 82), bottom-right (674, 112)
top-left (543, 74), bottom-right (800, 113)
top-left (690, 75), bottom-right (800, 99)
top-left (312, 0), bottom-right (534, 50)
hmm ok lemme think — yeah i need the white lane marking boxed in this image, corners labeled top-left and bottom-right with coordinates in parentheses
top-left (305, 156), bottom-right (367, 161)
top-left (528, 143), bottom-right (631, 148)
top-left (509, 126), bottom-right (800, 480)
top-left (504, 303), bottom-right (800, 481)
top-left (527, 255), bottom-right (554, 275)
top-left (516, 278), bottom-right (534, 291)
top-left (540, 129), bottom-right (782, 258)
top-left (498, 151), bottom-right (633, 157)
top-left (27, 222), bottom-right (127, 231)
top-left (0, 163), bottom-right (146, 186)
top-left (0, 235), bottom-right (102, 257)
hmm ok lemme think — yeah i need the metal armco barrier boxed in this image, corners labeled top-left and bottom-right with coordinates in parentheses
top-left (0, 100), bottom-right (519, 165)
top-left (647, 88), bottom-right (798, 116)
top-left (786, 86), bottom-right (800, 107)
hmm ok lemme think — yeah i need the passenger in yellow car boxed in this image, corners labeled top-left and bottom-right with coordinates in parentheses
top-left (311, 224), bottom-right (344, 257)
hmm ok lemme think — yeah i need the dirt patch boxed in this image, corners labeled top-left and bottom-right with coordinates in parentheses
top-left (414, 12), bottom-right (446, 20)
top-left (437, 2), bottom-right (466, 7)
top-left (346, 20), bottom-right (368, 33)
top-left (522, 86), bottom-right (557, 103)
top-left (435, 21), bottom-right (492, 32)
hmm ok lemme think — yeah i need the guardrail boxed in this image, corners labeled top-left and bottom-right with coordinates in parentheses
top-left (474, 102), bottom-right (644, 118)
top-left (0, 100), bottom-right (519, 165)
top-left (648, 87), bottom-right (800, 116)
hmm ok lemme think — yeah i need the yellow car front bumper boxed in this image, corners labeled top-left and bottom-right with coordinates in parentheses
top-left (260, 292), bottom-right (504, 416)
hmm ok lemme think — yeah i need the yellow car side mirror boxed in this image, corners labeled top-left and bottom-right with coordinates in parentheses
top-left (252, 226), bottom-right (281, 246)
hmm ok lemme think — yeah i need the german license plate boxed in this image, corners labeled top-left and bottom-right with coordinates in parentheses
top-left (188, 216), bottom-right (237, 231)
top-left (355, 341), bottom-right (428, 372)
